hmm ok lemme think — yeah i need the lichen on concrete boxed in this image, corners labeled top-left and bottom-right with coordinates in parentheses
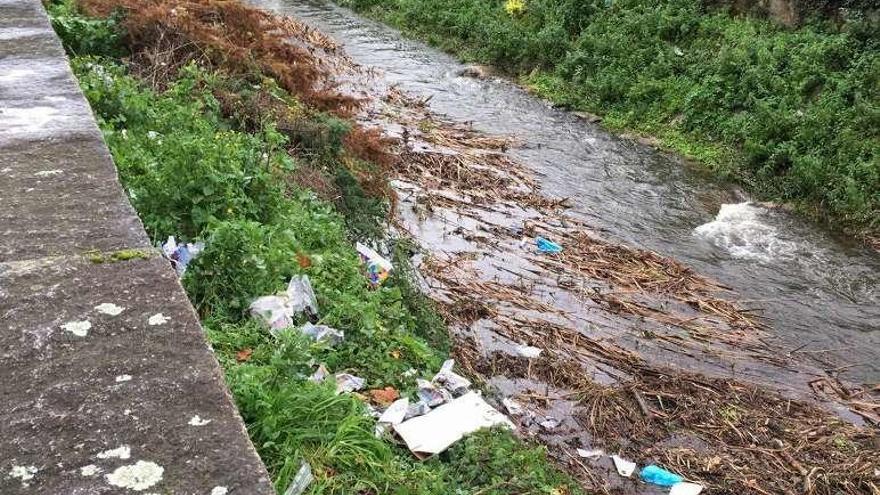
top-left (105, 460), bottom-right (163, 491)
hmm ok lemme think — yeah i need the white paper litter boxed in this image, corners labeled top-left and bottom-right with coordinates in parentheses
top-left (417, 378), bottom-right (451, 406)
top-left (432, 359), bottom-right (471, 396)
top-left (405, 400), bottom-right (432, 420)
top-left (501, 397), bottom-right (524, 416)
top-left (335, 373), bottom-right (365, 394)
top-left (576, 448), bottom-right (604, 459)
top-left (301, 322), bottom-right (344, 345)
top-left (364, 404), bottom-right (382, 419)
top-left (309, 364), bottom-right (329, 382)
top-left (249, 275), bottom-right (318, 332)
top-left (393, 392), bottom-right (514, 458)
top-left (515, 345), bottom-right (542, 358)
top-left (283, 461), bottom-right (313, 495)
top-left (539, 417), bottom-right (560, 430)
top-left (378, 398), bottom-right (410, 425)
top-left (611, 455), bottom-right (637, 477)
top-left (669, 482), bottom-right (704, 495)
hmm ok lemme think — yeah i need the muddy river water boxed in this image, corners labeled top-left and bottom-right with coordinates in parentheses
top-left (253, 0), bottom-right (879, 384)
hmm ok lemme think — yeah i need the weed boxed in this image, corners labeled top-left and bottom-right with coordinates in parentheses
top-left (434, 428), bottom-right (583, 495)
top-left (46, 0), bottom-right (126, 57)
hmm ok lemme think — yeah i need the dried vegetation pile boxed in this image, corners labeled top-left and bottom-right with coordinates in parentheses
top-left (80, 0), bottom-right (356, 110)
top-left (78, 0), bottom-right (396, 201)
top-left (375, 69), bottom-right (880, 495)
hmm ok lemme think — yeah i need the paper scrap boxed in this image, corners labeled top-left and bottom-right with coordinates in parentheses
top-left (576, 448), bottom-right (603, 458)
top-left (393, 392), bottom-right (513, 459)
top-left (670, 482), bottom-right (704, 495)
top-left (611, 454), bottom-right (636, 477)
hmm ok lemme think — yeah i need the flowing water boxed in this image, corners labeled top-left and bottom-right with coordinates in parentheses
top-left (254, 0), bottom-right (880, 384)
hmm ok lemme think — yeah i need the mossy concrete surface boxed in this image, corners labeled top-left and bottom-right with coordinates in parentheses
top-left (0, 1), bottom-right (274, 492)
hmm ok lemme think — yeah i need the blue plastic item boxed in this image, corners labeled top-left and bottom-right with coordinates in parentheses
top-left (535, 236), bottom-right (563, 254)
top-left (640, 465), bottom-right (683, 487)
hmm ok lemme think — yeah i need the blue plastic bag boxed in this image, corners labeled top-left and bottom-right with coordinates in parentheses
top-left (640, 465), bottom-right (683, 487)
top-left (535, 236), bottom-right (562, 254)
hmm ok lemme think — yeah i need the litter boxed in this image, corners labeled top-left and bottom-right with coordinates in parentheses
top-left (286, 275), bottom-right (319, 316)
top-left (249, 296), bottom-right (291, 332)
top-left (417, 378), bottom-right (451, 407)
top-left (368, 387), bottom-right (400, 406)
top-left (235, 348), bottom-right (253, 362)
top-left (249, 275), bottom-right (318, 332)
top-left (539, 417), bottom-right (560, 430)
top-left (432, 359), bottom-right (472, 397)
top-left (576, 448), bottom-right (603, 459)
top-left (394, 392), bottom-right (514, 459)
top-left (161, 236), bottom-right (204, 276)
top-left (364, 404), bottom-right (382, 419)
top-left (501, 397), bottom-right (524, 416)
top-left (669, 482), bottom-right (703, 495)
top-left (611, 455), bottom-right (637, 477)
top-left (309, 364), bottom-right (329, 382)
top-left (282, 461), bottom-right (313, 495)
top-left (374, 423), bottom-right (389, 438)
top-left (378, 398), bottom-right (409, 425)
top-left (335, 373), bottom-right (365, 394)
top-left (640, 465), bottom-right (683, 487)
top-left (515, 345), bottom-right (542, 358)
top-left (405, 400), bottom-right (432, 420)
top-left (535, 236), bottom-right (562, 254)
top-left (355, 242), bottom-right (393, 286)
top-left (300, 322), bottom-right (344, 345)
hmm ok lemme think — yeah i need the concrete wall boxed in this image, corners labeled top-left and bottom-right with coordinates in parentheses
top-left (0, 1), bottom-right (275, 493)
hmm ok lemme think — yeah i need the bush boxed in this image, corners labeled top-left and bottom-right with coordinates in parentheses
top-left (47, 0), bottom-right (126, 57)
top-left (73, 59), bottom-right (291, 238)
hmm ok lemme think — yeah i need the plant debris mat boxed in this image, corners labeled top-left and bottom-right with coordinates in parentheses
top-left (367, 89), bottom-right (880, 494)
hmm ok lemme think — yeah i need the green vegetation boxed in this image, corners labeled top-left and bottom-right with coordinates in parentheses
top-left (48, 2), bottom-right (583, 494)
top-left (340, 0), bottom-right (879, 236)
top-left (84, 248), bottom-right (153, 263)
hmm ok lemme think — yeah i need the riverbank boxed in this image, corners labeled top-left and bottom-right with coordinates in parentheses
top-left (338, 0), bottom-right (879, 243)
top-left (47, 1), bottom-right (583, 493)
top-left (49, 0), bottom-right (879, 493)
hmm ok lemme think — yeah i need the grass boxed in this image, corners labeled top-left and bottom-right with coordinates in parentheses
top-left (47, 2), bottom-right (584, 493)
top-left (338, 0), bottom-right (879, 238)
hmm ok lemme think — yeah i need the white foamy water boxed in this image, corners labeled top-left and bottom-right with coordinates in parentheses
top-left (694, 202), bottom-right (802, 262)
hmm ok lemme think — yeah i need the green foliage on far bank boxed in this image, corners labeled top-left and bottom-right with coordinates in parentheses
top-left (49, 2), bottom-right (584, 494)
top-left (341, 0), bottom-right (879, 236)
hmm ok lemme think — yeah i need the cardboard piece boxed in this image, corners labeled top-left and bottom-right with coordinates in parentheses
top-left (393, 392), bottom-right (513, 458)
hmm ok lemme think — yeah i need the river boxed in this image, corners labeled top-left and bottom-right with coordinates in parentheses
top-left (252, 0), bottom-right (880, 384)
